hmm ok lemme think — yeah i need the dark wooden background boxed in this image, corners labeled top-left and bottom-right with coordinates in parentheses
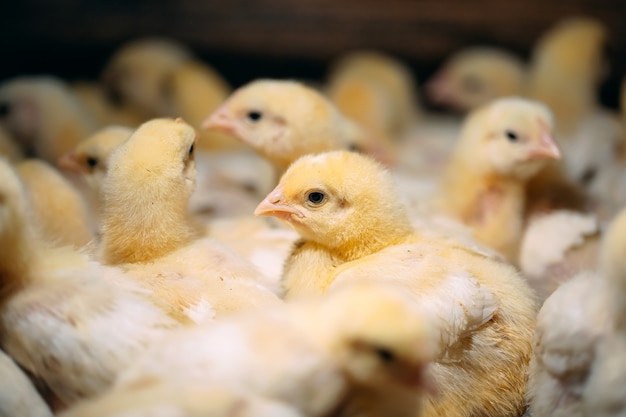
top-left (1, 0), bottom-right (625, 108)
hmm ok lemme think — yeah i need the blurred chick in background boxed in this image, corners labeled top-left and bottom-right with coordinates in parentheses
top-left (527, 204), bottom-right (626, 417)
top-left (435, 97), bottom-right (561, 262)
top-left (326, 49), bottom-right (421, 142)
top-left (202, 79), bottom-right (392, 175)
top-left (0, 76), bottom-right (98, 164)
top-left (426, 47), bottom-right (527, 112)
top-left (255, 150), bottom-right (536, 417)
top-left (97, 118), bottom-right (282, 323)
top-left (0, 124), bottom-right (23, 162)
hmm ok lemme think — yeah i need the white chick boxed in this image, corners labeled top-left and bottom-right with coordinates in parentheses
top-left (113, 281), bottom-right (435, 417)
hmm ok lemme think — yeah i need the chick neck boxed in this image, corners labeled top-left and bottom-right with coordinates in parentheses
top-left (0, 207), bottom-right (36, 302)
top-left (99, 180), bottom-right (197, 265)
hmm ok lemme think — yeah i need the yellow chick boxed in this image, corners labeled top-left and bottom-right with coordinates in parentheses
top-left (0, 157), bottom-right (181, 408)
top-left (60, 382), bottom-right (303, 417)
top-left (526, 204), bottom-right (626, 417)
top-left (15, 159), bottom-right (95, 248)
top-left (101, 37), bottom-right (192, 118)
top-left (435, 97), bottom-right (561, 262)
top-left (97, 118), bottom-right (281, 323)
top-left (70, 81), bottom-right (148, 128)
top-left (202, 79), bottom-right (390, 174)
top-left (426, 47), bottom-right (527, 112)
top-left (110, 281), bottom-right (434, 417)
top-left (326, 49), bottom-right (420, 141)
top-left (255, 150), bottom-right (537, 417)
top-left (0, 348), bottom-right (53, 417)
top-left (0, 76), bottom-right (98, 164)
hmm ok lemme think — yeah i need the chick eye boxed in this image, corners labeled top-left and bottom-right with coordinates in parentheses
top-left (86, 157), bottom-right (98, 168)
top-left (246, 110), bottom-right (263, 122)
top-left (306, 191), bottom-right (326, 206)
top-left (0, 102), bottom-right (10, 117)
top-left (189, 143), bottom-right (194, 155)
top-left (505, 130), bottom-right (519, 142)
top-left (375, 347), bottom-right (396, 363)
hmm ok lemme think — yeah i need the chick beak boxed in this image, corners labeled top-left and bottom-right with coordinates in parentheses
top-left (202, 106), bottom-right (237, 135)
top-left (425, 72), bottom-right (453, 105)
top-left (254, 187), bottom-right (303, 220)
top-left (397, 363), bottom-right (438, 396)
top-left (528, 129), bottom-right (561, 160)
top-left (57, 151), bottom-right (85, 174)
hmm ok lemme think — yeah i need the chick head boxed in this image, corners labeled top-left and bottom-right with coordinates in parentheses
top-left (320, 281), bottom-right (435, 392)
top-left (105, 118), bottom-right (197, 199)
top-left (426, 47), bottom-right (527, 112)
top-left (102, 38), bottom-right (192, 117)
top-left (456, 96), bottom-right (560, 179)
top-left (58, 125), bottom-right (132, 191)
top-left (254, 150), bottom-right (413, 251)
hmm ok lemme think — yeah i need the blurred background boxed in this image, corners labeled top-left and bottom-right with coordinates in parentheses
top-left (1, 0), bottom-right (625, 109)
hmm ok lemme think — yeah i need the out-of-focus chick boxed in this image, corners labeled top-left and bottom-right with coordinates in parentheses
top-left (528, 16), bottom-right (607, 136)
top-left (58, 125), bottom-right (132, 198)
top-left (15, 159), bottom-right (95, 248)
top-left (161, 59), bottom-right (244, 151)
top-left (202, 79), bottom-right (391, 174)
top-left (101, 37), bottom-right (192, 118)
top-left (326, 50), bottom-right (420, 141)
top-left (435, 97), bottom-right (560, 261)
top-left (527, 205), bottom-right (626, 417)
top-left (0, 124), bottom-right (23, 161)
top-left (0, 348), bottom-right (53, 417)
top-left (97, 118), bottom-right (281, 323)
top-left (111, 282), bottom-right (434, 417)
top-left (0, 76), bottom-right (98, 164)
top-left (60, 382), bottom-right (303, 417)
top-left (255, 150), bottom-right (537, 417)
top-left (426, 47), bottom-right (527, 112)
top-left (0, 157), bottom-right (181, 408)
top-left (71, 81), bottom-right (148, 128)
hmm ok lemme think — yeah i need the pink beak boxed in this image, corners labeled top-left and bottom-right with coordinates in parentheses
top-left (254, 186), bottom-right (303, 221)
top-left (201, 105), bottom-right (236, 135)
top-left (57, 151), bottom-right (85, 174)
top-left (425, 71), bottom-right (454, 105)
top-left (528, 128), bottom-right (561, 160)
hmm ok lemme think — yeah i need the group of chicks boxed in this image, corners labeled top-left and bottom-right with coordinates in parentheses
top-left (0, 13), bottom-right (625, 417)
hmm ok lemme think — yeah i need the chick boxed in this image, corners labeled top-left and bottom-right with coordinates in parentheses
top-left (0, 348), bottom-right (53, 417)
top-left (0, 157), bottom-right (181, 407)
top-left (97, 118), bottom-right (281, 322)
top-left (71, 81), bottom-right (148, 128)
top-left (255, 150), bottom-right (537, 417)
top-left (202, 79), bottom-right (389, 174)
top-left (110, 281), bottom-right (434, 417)
top-left (15, 159), bottom-right (95, 248)
top-left (526, 205), bottom-right (626, 417)
top-left (435, 97), bottom-right (561, 261)
top-left (57, 125), bottom-right (133, 198)
top-left (326, 49), bottom-right (420, 141)
top-left (101, 37), bottom-right (192, 118)
top-left (60, 382), bottom-right (303, 417)
top-left (426, 47), bottom-right (527, 112)
top-left (0, 76), bottom-right (98, 164)
top-left (0, 124), bottom-right (23, 161)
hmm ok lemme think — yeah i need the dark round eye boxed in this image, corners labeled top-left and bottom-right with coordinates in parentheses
top-left (189, 143), bottom-right (194, 155)
top-left (375, 347), bottom-right (396, 363)
top-left (461, 75), bottom-right (483, 94)
top-left (505, 130), bottom-right (518, 142)
top-left (0, 102), bottom-right (10, 117)
top-left (86, 157), bottom-right (98, 168)
top-left (306, 191), bottom-right (326, 205)
top-left (246, 111), bottom-right (263, 122)
top-left (348, 143), bottom-right (364, 153)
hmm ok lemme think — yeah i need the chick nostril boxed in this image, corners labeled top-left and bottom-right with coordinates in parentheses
top-left (0, 102), bottom-right (10, 117)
